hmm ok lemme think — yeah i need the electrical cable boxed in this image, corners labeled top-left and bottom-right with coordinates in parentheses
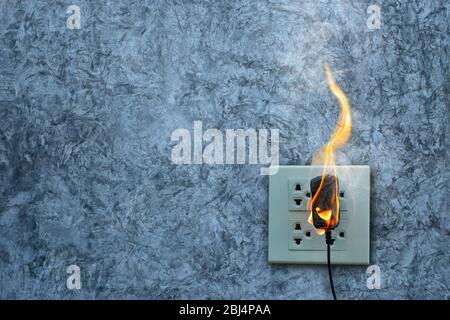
top-left (325, 230), bottom-right (337, 300)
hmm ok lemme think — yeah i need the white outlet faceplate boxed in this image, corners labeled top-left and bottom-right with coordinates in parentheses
top-left (268, 166), bottom-right (370, 265)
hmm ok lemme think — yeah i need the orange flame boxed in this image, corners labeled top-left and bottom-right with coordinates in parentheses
top-left (309, 65), bottom-right (352, 234)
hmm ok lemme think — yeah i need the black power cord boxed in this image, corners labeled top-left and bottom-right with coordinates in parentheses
top-left (325, 230), bottom-right (337, 300)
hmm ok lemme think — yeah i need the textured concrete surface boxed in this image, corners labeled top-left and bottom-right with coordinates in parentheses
top-left (0, 0), bottom-right (448, 299)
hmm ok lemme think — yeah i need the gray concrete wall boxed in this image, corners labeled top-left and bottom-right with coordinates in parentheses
top-left (0, 0), bottom-right (448, 299)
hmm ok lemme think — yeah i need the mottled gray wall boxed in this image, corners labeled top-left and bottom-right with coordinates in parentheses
top-left (0, 0), bottom-right (448, 299)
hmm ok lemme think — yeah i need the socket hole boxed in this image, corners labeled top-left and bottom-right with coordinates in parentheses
top-left (294, 199), bottom-right (302, 206)
top-left (305, 231), bottom-right (311, 238)
top-left (339, 231), bottom-right (345, 238)
top-left (294, 238), bottom-right (302, 245)
top-left (295, 184), bottom-right (302, 191)
top-left (294, 223), bottom-right (301, 230)
top-left (340, 191), bottom-right (345, 198)
top-left (306, 192), bottom-right (311, 197)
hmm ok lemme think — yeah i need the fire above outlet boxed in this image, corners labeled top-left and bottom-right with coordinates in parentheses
top-left (268, 64), bottom-right (370, 265)
top-left (308, 64), bottom-right (352, 236)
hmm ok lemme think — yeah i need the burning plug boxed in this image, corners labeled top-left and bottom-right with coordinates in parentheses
top-left (307, 64), bottom-right (352, 301)
top-left (309, 174), bottom-right (340, 234)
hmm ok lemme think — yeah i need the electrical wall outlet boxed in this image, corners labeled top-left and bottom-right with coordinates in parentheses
top-left (268, 165), bottom-right (370, 265)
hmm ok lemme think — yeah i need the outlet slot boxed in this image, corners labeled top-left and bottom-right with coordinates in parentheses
top-left (338, 231), bottom-right (345, 239)
top-left (306, 191), bottom-right (311, 197)
top-left (305, 231), bottom-right (312, 238)
top-left (294, 183), bottom-right (302, 191)
top-left (340, 191), bottom-right (345, 198)
top-left (294, 223), bottom-right (301, 231)
top-left (289, 195), bottom-right (308, 211)
top-left (294, 238), bottom-right (302, 246)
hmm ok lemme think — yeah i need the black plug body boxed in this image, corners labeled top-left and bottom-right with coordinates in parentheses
top-left (310, 174), bottom-right (340, 230)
